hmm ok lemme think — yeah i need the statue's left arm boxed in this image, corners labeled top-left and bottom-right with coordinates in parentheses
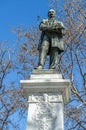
top-left (51, 21), bottom-right (66, 36)
top-left (60, 22), bottom-right (66, 36)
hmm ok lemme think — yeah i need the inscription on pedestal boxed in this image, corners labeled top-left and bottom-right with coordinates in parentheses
top-left (28, 94), bottom-right (64, 130)
top-left (21, 70), bottom-right (71, 130)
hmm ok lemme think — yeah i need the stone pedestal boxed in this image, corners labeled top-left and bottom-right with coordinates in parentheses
top-left (20, 70), bottom-right (71, 130)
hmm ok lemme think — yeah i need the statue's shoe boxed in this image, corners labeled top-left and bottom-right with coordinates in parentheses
top-left (35, 65), bottom-right (43, 69)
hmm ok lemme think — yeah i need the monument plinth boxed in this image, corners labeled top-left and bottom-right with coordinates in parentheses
top-left (20, 70), bottom-right (71, 130)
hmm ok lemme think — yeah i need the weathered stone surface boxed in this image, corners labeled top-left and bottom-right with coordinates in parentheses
top-left (21, 70), bottom-right (71, 104)
top-left (26, 94), bottom-right (64, 130)
top-left (20, 70), bottom-right (71, 130)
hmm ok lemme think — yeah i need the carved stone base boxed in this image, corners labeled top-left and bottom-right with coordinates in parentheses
top-left (20, 70), bottom-right (71, 130)
top-left (27, 93), bottom-right (64, 130)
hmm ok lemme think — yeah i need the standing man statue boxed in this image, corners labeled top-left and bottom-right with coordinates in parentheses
top-left (36, 9), bottom-right (65, 69)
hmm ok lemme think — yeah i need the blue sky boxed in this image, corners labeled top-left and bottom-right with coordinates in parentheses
top-left (0, 0), bottom-right (50, 41)
top-left (0, 1), bottom-right (50, 129)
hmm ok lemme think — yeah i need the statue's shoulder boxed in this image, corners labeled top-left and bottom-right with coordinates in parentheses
top-left (54, 20), bottom-right (62, 24)
top-left (42, 19), bottom-right (48, 24)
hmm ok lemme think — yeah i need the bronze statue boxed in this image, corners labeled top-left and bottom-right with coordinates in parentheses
top-left (36, 9), bottom-right (65, 69)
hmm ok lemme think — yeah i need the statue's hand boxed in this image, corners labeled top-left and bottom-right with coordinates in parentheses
top-left (40, 24), bottom-right (54, 31)
top-left (62, 29), bottom-right (66, 36)
top-left (40, 24), bottom-right (49, 31)
top-left (47, 25), bottom-right (61, 33)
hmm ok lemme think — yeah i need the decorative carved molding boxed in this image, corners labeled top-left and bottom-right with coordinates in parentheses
top-left (28, 93), bottom-right (63, 103)
top-left (31, 94), bottom-right (58, 130)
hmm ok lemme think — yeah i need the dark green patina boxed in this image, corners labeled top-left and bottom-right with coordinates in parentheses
top-left (37, 9), bottom-right (66, 69)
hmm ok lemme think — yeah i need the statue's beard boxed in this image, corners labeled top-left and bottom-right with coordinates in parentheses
top-left (49, 14), bottom-right (55, 19)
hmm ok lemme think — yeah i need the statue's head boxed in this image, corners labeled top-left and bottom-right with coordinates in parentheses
top-left (48, 9), bottom-right (56, 18)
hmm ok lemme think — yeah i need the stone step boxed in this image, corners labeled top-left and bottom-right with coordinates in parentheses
top-left (32, 69), bottom-right (60, 74)
top-left (21, 79), bottom-right (70, 87)
top-left (30, 74), bottom-right (62, 79)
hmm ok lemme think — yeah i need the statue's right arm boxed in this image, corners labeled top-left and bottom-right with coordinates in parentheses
top-left (39, 19), bottom-right (49, 31)
top-left (39, 23), bottom-right (48, 31)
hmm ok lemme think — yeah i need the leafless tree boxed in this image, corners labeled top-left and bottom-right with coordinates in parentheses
top-left (0, 0), bottom-right (86, 129)
top-left (13, 0), bottom-right (86, 129)
top-left (0, 42), bottom-right (27, 130)
top-left (48, 0), bottom-right (86, 129)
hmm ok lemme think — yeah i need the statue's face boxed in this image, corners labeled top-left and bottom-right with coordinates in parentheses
top-left (48, 10), bottom-right (55, 18)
